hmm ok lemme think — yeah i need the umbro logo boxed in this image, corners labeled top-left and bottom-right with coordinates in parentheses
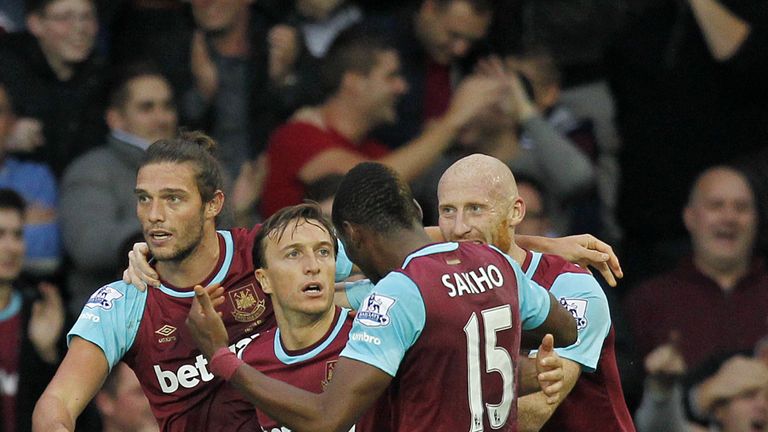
top-left (155, 325), bottom-right (177, 343)
top-left (155, 325), bottom-right (177, 336)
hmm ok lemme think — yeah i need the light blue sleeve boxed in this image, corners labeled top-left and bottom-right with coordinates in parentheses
top-left (344, 279), bottom-right (375, 310)
top-left (536, 273), bottom-right (611, 372)
top-left (490, 246), bottom-right (552, 331)
top-left (67, 282), bottom-right (147, 371)
top-left (340, 272), bottom-right (426, 377)
top-left (335, 239), bottom-right (353, 282)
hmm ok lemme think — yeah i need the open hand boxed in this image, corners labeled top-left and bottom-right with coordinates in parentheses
top-left (28, 282), bottom-right (65, 364)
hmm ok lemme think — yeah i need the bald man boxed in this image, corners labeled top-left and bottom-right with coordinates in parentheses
top-left (436, 154), bottom-right (634, 431)
top-left (626, 165), bottom-right (768, 373)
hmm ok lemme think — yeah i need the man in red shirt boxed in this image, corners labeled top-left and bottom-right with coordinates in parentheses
top-left (261, 29), bottom-right (505, 216)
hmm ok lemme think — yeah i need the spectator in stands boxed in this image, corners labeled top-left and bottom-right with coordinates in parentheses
top-left (411, 53), bottom-right (595, 226)
top-left (95, 363), bottom-right (158, 432)
top-left (509, 0), bottom-right (626, 243)
top-left (0, 188), bottom-right (66, 432)
top-left (304, 173), bottom-right (344, 218)
top-left (0, 81), bottom-right (60, 277)
top-left (59, 64), bottom-right (177, 314)
top-left (116, 0), bottom-right (315, 182)
top-left (260, 29), bottom-right (505, 217)
top-left (0, 0), bottom-right (108, 177)
top-left (369, 0), bottom-right (494, 148)
top-left (625, 166), bottom-right (768, 376)
top-left (636, 346), bottom-right (768, 432)
top-left (609, 0), bottom-right (768, 282)
top-left (291, 0), bottom-right (363, 59)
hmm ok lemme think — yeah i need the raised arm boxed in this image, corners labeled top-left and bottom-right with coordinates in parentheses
top-left (517, 234), bottom-right (623, 287)
top-left (32, 337), bottom-right (110, 432)
top-left (299, 76), bottom-right (506, 184)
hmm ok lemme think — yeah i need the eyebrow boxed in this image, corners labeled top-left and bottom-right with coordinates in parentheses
top-left (134, 188), bottom-right (189, 195)
top-left (280, 240), bottom-right (334, 252)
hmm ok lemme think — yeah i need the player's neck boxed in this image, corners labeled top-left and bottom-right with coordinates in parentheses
top-left (276, 307), bottom-right (337, 351)
top-left (507, 242), bottom-right (527, 266)
top-left (377, 227), bottom-right (434, 274)
top-left (156, 229), bottom-right (222, 288)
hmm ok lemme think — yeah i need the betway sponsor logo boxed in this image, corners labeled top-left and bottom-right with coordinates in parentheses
top-left (154, 354), bottom-right (214, 393)
top-left (153, 334), bottom-right (257, 394)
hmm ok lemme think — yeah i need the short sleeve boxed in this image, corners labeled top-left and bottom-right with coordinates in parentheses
top-left (340, 272), bottom-right (426, 377)
top-left (67, 282), bottom-right (147, 371)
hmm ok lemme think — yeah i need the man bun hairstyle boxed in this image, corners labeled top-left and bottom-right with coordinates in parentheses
top-left (141, 130), bottom-right (223, 203)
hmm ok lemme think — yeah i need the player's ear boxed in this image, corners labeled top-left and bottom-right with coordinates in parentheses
top-left (205, 190), bottom-right (225, 218)
top-left (341, 221), bottom-right (360, 248)
top-left (255, 269), bottom-right (272, 294)
top-left (508, 196), bottom-right (525, 227)
top-left (413, 199), bottom-right (424, 222)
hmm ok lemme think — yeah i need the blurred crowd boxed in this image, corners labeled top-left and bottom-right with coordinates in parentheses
top-left (1, 0), bottom-right (767, 431)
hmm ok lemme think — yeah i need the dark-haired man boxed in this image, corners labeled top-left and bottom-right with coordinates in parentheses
top-left (0, 0), bottom-right (108, 176)
top-left (34, 132), bottom-right (355, 431)
top-left (260, 29), bottom-right (505, 216)
top-left (0, 188), bottom-right (66, 432)
top-left (60, 64), bottom-right (177, 314)
top-left (372, 0), bottom-right (496, 148)
top-left (202, 202), bottom-right (361, 431)
top-left (187, 161), bottom-right (577, 431)
top-left (94, 363), bottom-right (158, 432)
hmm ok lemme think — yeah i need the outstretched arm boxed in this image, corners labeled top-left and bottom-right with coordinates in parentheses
top-left (186, 287), bottom-right (392, 432)
top-left (32, 337), bottom-right (110, 432)
top-left (426, 227), bottom-right (623, 286)
top-left (517, 234), bottom-right (623, 287)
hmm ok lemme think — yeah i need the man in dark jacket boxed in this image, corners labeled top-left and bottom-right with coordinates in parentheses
top-left (0, 188), bottom-right (66, 432)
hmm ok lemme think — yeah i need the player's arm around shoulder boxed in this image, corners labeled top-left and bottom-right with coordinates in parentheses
top-left (33, 336), bottom-right (109, 431)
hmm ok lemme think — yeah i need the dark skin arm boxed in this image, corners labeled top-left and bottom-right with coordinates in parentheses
top-left (521, 293), bottom-right (577, 350)
top-left (186, 286), bottom-right (392, 432)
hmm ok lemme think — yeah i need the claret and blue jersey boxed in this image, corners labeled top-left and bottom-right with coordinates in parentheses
top-left (343, 241), bottom-right (552, 432)
top-left (67, 228), bottom-right (354, 432)
top-left (521, 250), bottom-right (635, 432)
